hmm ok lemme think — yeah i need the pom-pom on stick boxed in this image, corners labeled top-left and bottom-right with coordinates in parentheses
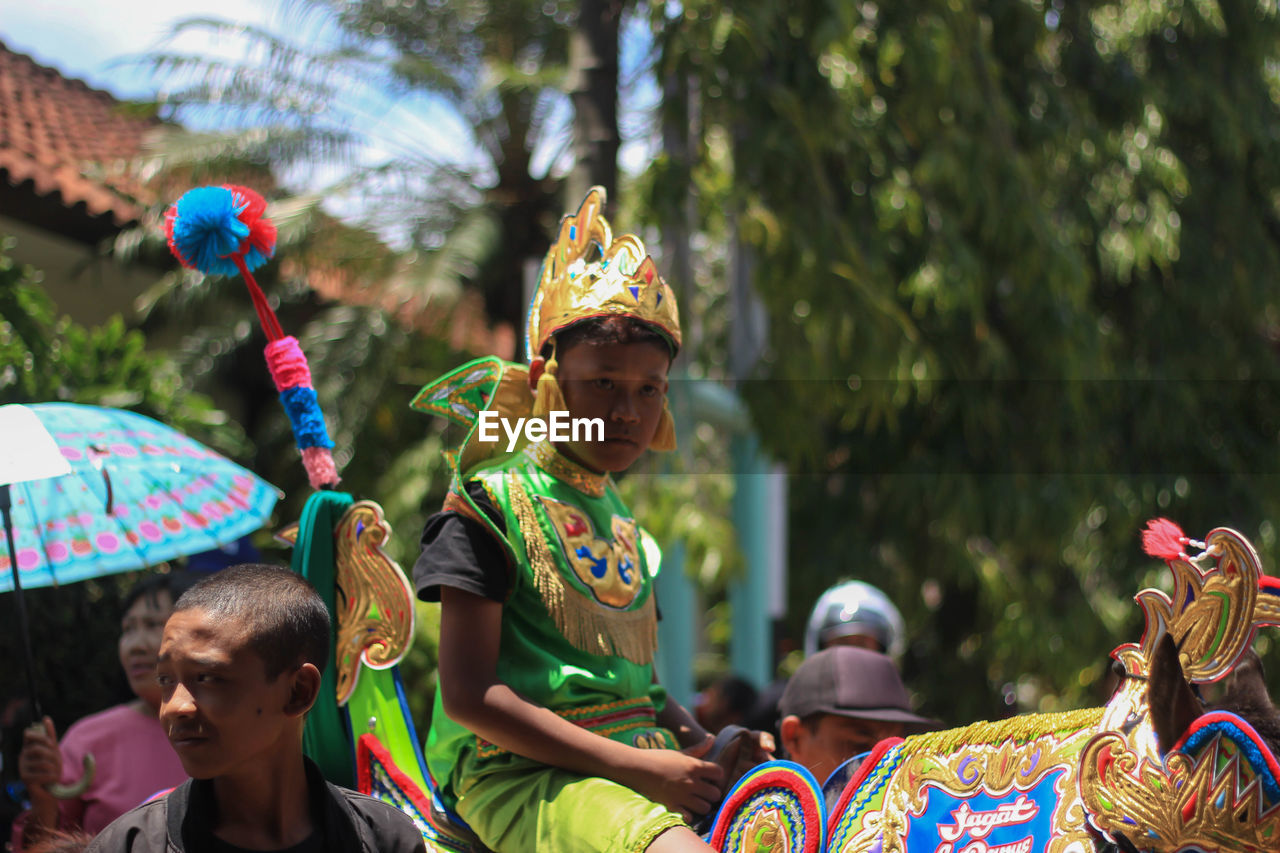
top-left (165, 185), bottom-right (282, 339)
top-left (164, 185), bottom-right (275, 277)
top-left (164, 185), bottom-right (339, 490)
top-left (1142, 517), bottom-right (1189, 561)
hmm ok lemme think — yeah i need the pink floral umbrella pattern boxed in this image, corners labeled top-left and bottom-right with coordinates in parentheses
top-left (0, 403), bottom-right (280, 591)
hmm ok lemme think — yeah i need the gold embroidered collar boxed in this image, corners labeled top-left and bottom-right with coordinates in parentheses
top-left (528, 440), bottom-right (609, 497)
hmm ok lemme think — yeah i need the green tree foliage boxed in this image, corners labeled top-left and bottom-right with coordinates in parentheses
top-left (648, 0), bottom-right (1280, 721)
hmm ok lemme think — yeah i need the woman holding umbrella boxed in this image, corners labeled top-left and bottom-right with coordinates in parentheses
top-left (11, 572), bottom-right (196, 850)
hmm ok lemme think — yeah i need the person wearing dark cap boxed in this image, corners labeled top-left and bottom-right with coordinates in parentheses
top-left (778, 646), bottom-right (937, 786)
top-left (742, 579), bottom-right (906, 741)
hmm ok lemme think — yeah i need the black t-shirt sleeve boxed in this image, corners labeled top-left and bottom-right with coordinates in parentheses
top-left (412, 480), bottom-right (511, 603)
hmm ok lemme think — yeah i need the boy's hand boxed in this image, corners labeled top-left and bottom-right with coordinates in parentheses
top-left (620, 741), bottom-right (724, 823)
top-left (19, 717), bottom-right (62, 801)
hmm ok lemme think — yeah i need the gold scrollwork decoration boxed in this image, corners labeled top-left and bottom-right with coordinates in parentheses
top-left (1095, 647), bottom-right (1163, 763)
top-left (1135, 527), bottom-right (1262, 683)
top-left (332, 500), bottom-right (415, 705)
top-left (1080, 729), bottom-right (1280, 853)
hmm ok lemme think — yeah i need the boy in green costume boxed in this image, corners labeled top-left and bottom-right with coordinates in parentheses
top-left (411, 188), bottom-right (770, 852)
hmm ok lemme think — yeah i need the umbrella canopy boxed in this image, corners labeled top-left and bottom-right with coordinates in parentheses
top-left (0, 403), bottom-right (280, 591)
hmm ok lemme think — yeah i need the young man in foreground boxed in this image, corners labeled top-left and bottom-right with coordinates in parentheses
top-left (87, 565), bottom-right (425, 852)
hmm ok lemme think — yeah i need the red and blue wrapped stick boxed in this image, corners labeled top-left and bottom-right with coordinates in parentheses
top-left (164, 185), bottom-right (339, 489)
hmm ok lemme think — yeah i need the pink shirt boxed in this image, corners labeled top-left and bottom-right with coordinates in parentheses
top-left (11, 703), bottom-right (188, 848)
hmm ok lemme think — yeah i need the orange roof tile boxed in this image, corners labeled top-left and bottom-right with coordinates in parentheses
top-left (0, 40), bottom-right (158, 226)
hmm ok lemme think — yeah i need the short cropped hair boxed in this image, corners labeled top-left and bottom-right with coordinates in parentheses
top-left (542, 316), bottom-right (674, 360)
top-left (174, 564), bottom-right (330, 678)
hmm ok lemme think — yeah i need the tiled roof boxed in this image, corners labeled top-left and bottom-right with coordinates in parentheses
top-left (0, 40), bottom-right (158, 226)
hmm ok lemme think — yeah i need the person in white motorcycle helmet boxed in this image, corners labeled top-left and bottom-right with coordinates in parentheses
top-left (803, 580), bottom-right (905, 659)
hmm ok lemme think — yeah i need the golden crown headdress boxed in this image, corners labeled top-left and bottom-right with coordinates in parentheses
top-left (525, 186), bottom-right (681, 361)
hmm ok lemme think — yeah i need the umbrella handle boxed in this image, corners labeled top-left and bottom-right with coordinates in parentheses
top-left (46, 752), bottom-right (96, 799)
top-left (87, 447), bottom-right (114, 516)
top-left (101, 466), bottom-right (114, 516)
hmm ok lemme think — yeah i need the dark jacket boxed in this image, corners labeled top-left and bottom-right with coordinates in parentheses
top-left (85, 759), bottom-right (424, 853)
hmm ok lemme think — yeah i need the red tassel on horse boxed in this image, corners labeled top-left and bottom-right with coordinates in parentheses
top-left (1142, 517), bottom-right (1187, 561)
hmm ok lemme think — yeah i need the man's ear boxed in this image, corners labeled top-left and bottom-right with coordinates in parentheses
top-left (285, 663), bottom-right (322, 718)
top-left (528, 357), bottom-right (547, 391)
top-left (779, 714), bottom-right (804, 758)
top-left (1148, 632), bottom-right (1202, 754)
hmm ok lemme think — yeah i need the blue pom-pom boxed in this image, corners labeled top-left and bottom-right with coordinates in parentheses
top-left (165, 186), bottom-right (250, 276)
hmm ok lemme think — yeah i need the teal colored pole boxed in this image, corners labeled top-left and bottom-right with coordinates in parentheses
top-left (654, 541), bottom-right (696, 708)
top-left (729, 432), bottom-right (772, 688)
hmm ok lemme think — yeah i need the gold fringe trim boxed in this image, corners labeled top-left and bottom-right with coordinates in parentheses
top-left (901, 706), bottom-right (1105, 756)
top-left (508, 472), bottom-right (657, 665)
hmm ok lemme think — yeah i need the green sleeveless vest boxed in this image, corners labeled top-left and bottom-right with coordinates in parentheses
top-left (425, 441), bottom-right (676, 809)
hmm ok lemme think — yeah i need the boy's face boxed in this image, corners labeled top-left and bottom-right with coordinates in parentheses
top-left (156, 607), bottom-right (311, 780)
top-left (780, 713), bottom-right (903, 784)
top-left (547, 339), bottom-right (670, 473)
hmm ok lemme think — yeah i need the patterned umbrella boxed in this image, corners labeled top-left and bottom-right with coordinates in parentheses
top-left (0, 403), bottom-right (280, 592)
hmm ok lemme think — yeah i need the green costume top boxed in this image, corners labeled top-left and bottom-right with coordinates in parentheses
top-left (423, 437), bottom-right (677, 810)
